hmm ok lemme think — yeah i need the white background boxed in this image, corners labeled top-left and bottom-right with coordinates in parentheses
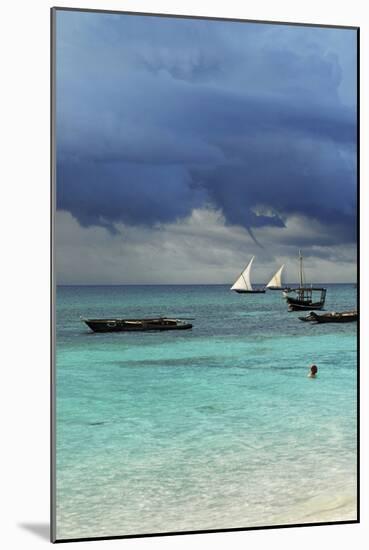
top-left (0, 0), bottom-right (367, 548)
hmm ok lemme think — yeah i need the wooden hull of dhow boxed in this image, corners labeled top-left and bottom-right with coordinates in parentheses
top-left (233, 289), bottom-right (266, 294)
top-left (299, 311), bottom-right (357, 323)
top-left (287, 300), bottom-right (325, 311)
top-left (83, 318), bottom-right (193, 333)
top-left (285, 286), bottom-right (327, 311)
top-left (266, 287), bottom-right (290, 291)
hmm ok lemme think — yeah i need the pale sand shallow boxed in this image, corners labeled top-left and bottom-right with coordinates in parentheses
top-left (57, 492), bottom-right (357, 540)
top-left (255, 494), bottom-right (357, 527)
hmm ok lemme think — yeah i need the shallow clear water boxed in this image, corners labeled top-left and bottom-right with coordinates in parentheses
top-left (55, 284), bottom-right (357, 539)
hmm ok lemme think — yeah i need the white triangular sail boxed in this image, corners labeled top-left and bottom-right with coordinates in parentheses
top-left (266, 265), bottom-right (285, 289)
top-left (231, 256), bottom-right (254, 291)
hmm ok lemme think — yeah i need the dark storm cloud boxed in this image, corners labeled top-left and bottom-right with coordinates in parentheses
top-left (56, 161), bottom-right (207, 229)
top-left (55, 11), bottom-right (357, 242)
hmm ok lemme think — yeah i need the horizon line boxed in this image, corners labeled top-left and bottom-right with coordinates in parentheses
top-left (56, 282), bottom-right (357, 287)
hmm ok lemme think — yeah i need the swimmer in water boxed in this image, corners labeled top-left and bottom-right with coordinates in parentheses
top-left (308, 365), bottom-right (318, 378)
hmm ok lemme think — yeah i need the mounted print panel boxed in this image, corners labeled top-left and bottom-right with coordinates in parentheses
top-left (51, 7), bottom-right (359, 542)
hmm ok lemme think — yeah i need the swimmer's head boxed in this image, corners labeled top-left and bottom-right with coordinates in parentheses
top-left (310, 365), bottom-right (318, 374)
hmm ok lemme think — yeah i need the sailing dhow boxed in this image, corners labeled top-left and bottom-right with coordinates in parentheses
top-left (266, 265), bottom-right (285, 290)
top-left (230, 256), bottom-right (266, 294)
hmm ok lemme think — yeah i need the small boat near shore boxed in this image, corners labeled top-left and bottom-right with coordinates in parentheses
top-left (231, 256), bottom-right (266, 294)
top-left (299, 311), bottom-right (357, 324)
top-left (82, 317), bottom-right (193, 333)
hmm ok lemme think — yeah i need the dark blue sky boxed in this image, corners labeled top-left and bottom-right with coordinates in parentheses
top-left (55, 10), bottom-right (357, 284)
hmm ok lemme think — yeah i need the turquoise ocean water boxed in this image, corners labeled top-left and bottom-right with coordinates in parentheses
top-left (55, 284), bottom-right (357, 539)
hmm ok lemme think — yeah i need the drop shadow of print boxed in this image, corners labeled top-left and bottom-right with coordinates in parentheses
top-left (18, 523), bottom-right (49, 541)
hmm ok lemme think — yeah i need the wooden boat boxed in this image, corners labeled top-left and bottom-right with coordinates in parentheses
top-left (286, 287), bottom-right (327, 311)
top-left (266, 265), bottom-right (285, 290)
top-left (284, 251), bottom-right (326, 311)
top-left (299, 311), bottom-right (357, 324)
top-left (82, 317), bottom-right (193, 333)
top-left (230, 256), bottom-right (266, 294)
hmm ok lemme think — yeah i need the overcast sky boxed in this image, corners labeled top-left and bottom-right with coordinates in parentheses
top-left (55, 10), bottom-right (357, 285)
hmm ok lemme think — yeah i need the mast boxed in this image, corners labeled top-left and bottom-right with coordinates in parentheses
top-left (299, 250), bottom-right (303, 288)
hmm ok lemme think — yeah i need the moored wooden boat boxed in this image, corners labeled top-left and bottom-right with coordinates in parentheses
top-left (284, 251), bottom-right (326, 311)
top-left (298, 311), bottom-right (357, 323)
top-left (287, 288), bottom-right (327, 311)
top-left (82, 317), bottom-right (193, 333)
